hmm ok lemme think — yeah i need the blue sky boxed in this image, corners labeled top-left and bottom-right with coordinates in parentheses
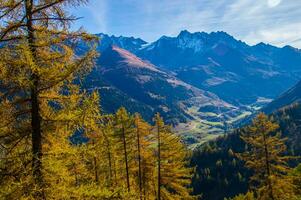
top-left (70, 0), bottom-right (301, 48)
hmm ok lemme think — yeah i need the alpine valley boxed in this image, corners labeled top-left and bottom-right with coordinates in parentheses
top-left (83, 30), bottom-right (301, 145)
top-left (2, 2), bottom-right (301, 200)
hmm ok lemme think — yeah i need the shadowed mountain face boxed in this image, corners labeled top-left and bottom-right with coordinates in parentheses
top-left (263, 80), bottom-right (301, 114)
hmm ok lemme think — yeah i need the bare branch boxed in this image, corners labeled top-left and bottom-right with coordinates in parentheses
top-left (32, 0), bottom-right (65, 15)
top-left (31, 16), bottom-right (82, 22)
top-left (0, 17), bottom-right (27, 42)
top-left (0, 0), bottom-right (24, 20)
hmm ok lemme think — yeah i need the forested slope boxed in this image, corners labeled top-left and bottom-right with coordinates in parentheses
top-left (191, 104), bottom-right (301, 200)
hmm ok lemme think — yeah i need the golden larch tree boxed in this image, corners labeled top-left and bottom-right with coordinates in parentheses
top-left (0, 0), bottom-right (99, 199)
top-left (239, 113), bottom-right (298, 200)
top-left (134, 113), bottom-right (156, 200)
top-left (153, 113), bottom-right (196, 200)
top-left (114, 107), bottom-right (136, 194)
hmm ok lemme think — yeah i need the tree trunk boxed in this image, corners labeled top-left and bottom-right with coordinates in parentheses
top-left (263, 132), bottom-right (275, 200)
top-left (122, 125), bottom-right (130, 192)
top-left (113, 157), bottom-right (117, 186)
top-left (25, 0), bottom-right (44, 198)
top-left (93, 156), bottom-right (99, 183)
top-left (136, 120), bottom-right (143, 200)
top-left (157, 124), bottom-right (161, 200)
top-left (142, 166), bottom-right (146, 200)
top-left (106, 137), bottom-right (113, 186)
top-left (92, 140), bottom-right (99, 184)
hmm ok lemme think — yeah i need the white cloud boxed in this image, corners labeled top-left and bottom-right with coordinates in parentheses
top-left (241, 22), bottom-right (301, 47)
top-left (267, 0), bottom-right (282, 7)
top-left (218, 0), bottom-right (301, 47)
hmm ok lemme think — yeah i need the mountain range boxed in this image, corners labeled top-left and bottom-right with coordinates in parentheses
top-left (140, 31), bottom-right (301, 105)
top-left (83, 31), bottom-right (301, 144)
